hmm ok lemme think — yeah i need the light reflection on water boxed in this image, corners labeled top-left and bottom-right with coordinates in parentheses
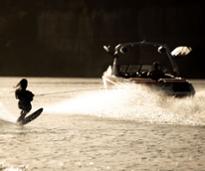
top-left (0, 77), bottom-right (205, 171)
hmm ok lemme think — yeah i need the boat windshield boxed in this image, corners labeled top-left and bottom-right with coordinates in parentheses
top-left (117, 44), bottom-right (173, 75)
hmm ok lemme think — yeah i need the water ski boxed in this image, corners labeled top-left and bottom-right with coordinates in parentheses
top-left (17, 108), bottom-right (43, 125)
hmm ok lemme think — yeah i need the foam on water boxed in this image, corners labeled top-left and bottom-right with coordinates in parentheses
top-left (46, 83), bottom-right (205, 126)
top-left (0, 161), bottom-right (26, 171)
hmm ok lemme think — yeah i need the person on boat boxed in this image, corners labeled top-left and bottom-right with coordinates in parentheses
top-left (15, 79), bottom-right (34, 123)
top-left (112, 57), bottom-right (120, 76)
top-left (149, 61), bottom-right (165, 81)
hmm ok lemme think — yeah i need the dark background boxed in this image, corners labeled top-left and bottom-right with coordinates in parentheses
top-left (0, 0), bottom-right (204, 78)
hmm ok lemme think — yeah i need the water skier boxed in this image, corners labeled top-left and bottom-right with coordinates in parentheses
top-left (15, 79), bottom-right (34, 123)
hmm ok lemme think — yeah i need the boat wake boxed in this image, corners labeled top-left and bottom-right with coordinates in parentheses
top-left (46, 83), bottom-right (205, 126)
top-left (0, 103), bottom-right (16, 124)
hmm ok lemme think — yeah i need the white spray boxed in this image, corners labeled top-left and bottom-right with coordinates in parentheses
top-left (46, 83), bottom-right (205, 126)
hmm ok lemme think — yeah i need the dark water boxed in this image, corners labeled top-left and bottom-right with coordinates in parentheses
top-left (0, 77), bottom-right (205, 171)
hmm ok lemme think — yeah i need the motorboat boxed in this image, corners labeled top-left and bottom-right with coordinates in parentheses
top-left (102, 41), bottom-right (195, 97)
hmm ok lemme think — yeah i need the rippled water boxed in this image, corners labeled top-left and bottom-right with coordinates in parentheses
top-left (0, 77), bottom-right (205, 171)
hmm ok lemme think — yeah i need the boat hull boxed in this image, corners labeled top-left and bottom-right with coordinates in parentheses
top-left (102, 70), bottom-right (195, 97)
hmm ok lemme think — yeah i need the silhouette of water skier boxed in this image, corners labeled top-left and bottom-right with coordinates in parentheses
top-left (15, 79), bottom-right (34, 123)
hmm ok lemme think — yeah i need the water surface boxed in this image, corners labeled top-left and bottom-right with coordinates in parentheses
top-left (0, 77), bottom-right (205, 171)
